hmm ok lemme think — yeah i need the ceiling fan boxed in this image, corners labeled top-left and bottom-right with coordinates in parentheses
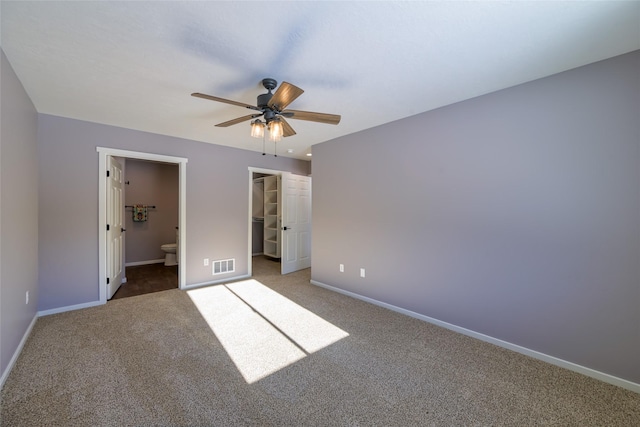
top-left (191, 78), bottom-right (341, 141)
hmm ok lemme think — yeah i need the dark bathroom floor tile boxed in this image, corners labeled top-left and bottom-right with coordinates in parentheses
top-left (111, 263), bottom-right (178, 300)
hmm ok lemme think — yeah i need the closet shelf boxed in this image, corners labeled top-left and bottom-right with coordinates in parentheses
top-left (263, 175), bottom-right (280, 259)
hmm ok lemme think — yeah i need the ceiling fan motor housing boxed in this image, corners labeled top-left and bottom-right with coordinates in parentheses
top-left (257, 92), bottom-right (273, 109)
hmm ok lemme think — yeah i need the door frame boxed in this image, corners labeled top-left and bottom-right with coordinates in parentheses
top-left (98, 147), bottom-right (188, 304)
top-left (247, 167), bottom-right (313, 276)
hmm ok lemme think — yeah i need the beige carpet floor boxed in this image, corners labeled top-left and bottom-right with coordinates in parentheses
top-left (1, 256), bottom-right (639, 426)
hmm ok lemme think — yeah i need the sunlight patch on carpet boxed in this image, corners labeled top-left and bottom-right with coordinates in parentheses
top-left (188, 279), bottom-right (349, 383)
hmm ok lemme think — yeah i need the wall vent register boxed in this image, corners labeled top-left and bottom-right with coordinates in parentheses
top-left (213, 259), bottom-right (235, 275)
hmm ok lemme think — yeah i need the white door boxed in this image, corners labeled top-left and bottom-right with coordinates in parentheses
top-left (106, 156), bottom-right (124, 299)
top-left (281, 172), bottom-right (312, 274)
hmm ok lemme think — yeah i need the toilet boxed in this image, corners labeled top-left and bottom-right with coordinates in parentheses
top-left (160, 243), bottom-right (177, 266)
top-left (160, 228), bottom-right (179, 266)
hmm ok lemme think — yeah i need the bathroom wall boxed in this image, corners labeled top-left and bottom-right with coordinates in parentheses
top-left (124, 159), bottom-right (179, 264)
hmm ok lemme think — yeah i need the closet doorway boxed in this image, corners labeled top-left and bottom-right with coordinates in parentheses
top-left (248, 167), bottom-right (312, 276)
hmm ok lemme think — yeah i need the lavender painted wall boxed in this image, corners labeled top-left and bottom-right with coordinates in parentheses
top-left (37, 115), bottom-right (309, 311)
top-left (124, 159), bottom-right (179, 264)
top-left (312, 51), bottom-right (640, 383)
top-left (1, 50), bottom-right (39, 380)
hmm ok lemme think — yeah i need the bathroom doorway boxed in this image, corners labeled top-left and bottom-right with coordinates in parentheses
top-left (113, 158), bottom-right (179, 299)
top-left (97, 147), bottom-right (187, 304)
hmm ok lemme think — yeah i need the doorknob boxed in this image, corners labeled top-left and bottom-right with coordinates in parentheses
top-left (283, 226), bottom-right (288, 231)
top-left (121, 228), bottom-right (126, 232)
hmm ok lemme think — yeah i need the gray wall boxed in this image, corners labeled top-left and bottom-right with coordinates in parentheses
top-left (1, 50), bottom-right (39, 379)
top-left (37, 114), bottom-right (309, 311)
top-left (124, 159), bottom-right (179, 264)
top-left (312, 51), bottom-right (640, 384)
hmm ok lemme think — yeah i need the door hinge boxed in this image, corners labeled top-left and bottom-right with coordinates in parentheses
top-left (107, 277), bottom-right (110, 284)
top-left (106, 224), bottom-right (110, 231)
top-left (106, 170), bottom-right (110, 177)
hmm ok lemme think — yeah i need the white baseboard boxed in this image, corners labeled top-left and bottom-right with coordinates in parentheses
top-left (183, 274), bottom-right (251, 291)
top-left (1, 314), bottom-right (37, 389)
top-left (38, 274), bottom-right (251, 312)
top-left (37, 300), bottom-right (103, 317)
top-left (310, 279), bottom-right (640, 394)
top-left (125, 259), bottom-right (165, 267)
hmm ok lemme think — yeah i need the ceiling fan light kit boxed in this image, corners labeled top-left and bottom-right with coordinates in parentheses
top-left (192, 78), bottom-right (341, 150)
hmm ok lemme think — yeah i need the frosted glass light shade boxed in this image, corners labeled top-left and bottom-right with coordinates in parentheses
top-left (250, 120), bottom-right (265, 138)
top-left (269, 120), bottom-right (283, 142)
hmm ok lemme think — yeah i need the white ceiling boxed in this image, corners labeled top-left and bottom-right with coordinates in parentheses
top-left (1, 1), bottom-right (639, 160)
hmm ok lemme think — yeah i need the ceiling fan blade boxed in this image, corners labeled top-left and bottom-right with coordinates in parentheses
top-left (192, 93), bottom-right (261, 111)
top-left (215, 114), bottom-right (261, 127)
top-left (267, 82), bottom-right (304, 111)
top-left (279, 117), bottom-right (297, 137)
top-left (282, 109), bottom-right (341, 125)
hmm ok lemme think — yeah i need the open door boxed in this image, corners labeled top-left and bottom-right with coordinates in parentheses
top-left (106, 156), bottom-right (124, 299)
top-left (281, 172), bottom-right (312, 274)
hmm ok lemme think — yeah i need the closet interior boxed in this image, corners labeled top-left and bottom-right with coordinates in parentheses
top-left (252, 173), bottom-right (281, 259)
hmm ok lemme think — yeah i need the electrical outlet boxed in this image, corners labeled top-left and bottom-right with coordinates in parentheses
top-left (204, 258), bottom-right (209, 266)
top-left (360, 268), bottom-right (366, 278)
top-left (339, 264), bottom-right (344, 273)
top-left (26, 291), bottom-right (29, 305)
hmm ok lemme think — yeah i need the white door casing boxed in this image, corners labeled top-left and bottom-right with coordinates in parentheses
top-left (98, 147), bottom-right (187, 305)
top-left (281, 172), bottom-right (312, 274)
top-left (106, 156), bottom-right (124, 299)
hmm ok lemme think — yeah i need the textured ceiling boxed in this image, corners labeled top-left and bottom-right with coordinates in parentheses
top-left (1, 1), bottom-right (639, 160)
